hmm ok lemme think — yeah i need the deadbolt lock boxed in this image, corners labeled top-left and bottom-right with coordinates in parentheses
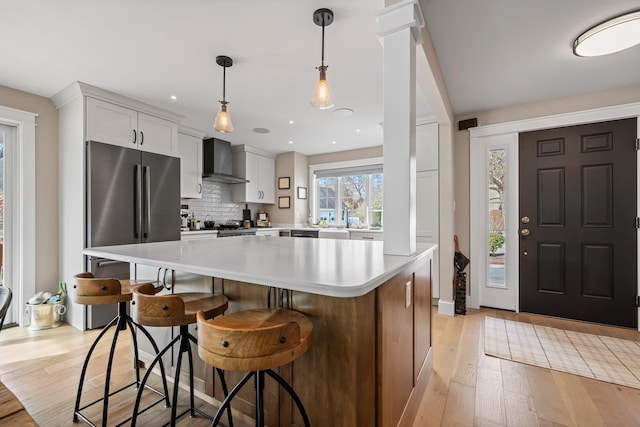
top-left (521, 216), bottom-right (530, 224)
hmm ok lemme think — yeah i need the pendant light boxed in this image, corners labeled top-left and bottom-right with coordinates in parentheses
top-left (573, 9), bottom-right (640, 57)
top-left (214, 55), bottom-right (234, 133)
top-left (311, 8), bottom-right (335, 110)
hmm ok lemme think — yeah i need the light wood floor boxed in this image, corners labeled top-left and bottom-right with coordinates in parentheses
top-left (412, 308), bottom-right (640, 427)
top-left (2, 308), bottom-right (640, 426)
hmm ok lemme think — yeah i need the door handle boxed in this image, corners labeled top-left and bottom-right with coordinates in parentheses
top-left (134, 164), bottom-right (142, 238)
top-left (197, 183), bottom-right (202, 194)
top-left (143, 166), bottom-right (151, 238)
top-left (140, 130), bottom-right (144, 145)
top-left (133, 130), bottom-right (137, 144)
top-left (520, 228), bottom-right (530, 237)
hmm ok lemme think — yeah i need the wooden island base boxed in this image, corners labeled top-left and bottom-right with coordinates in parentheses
top-left (207, 254), bottom-right (433, 427)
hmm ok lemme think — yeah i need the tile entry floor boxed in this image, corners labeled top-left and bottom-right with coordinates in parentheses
top-left (485, 317), bottom-right (640, 389)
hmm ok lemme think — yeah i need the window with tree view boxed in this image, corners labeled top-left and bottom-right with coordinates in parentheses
top-left (488, 148), bottom-right (506, 287)
top-left (315, 170), bottom-right (383, 228)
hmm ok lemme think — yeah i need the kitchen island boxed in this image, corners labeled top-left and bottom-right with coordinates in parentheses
top-left (84, 237), bottom-right (436, 427)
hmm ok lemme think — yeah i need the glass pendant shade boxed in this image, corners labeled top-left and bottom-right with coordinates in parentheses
top-left (573, 10), bottom-right (640, 56)
top-left (214, 103), bottom-right (233, 133)
top-left (311, 68), bottom-right (334, 109)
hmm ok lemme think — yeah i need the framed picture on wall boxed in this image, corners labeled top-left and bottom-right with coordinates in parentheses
top-left (278, 177), bottom-right (290, 190)
top-left (297, 187), bottom-right (307, 199)
top-left (278, 196), bottom-right (291, 209)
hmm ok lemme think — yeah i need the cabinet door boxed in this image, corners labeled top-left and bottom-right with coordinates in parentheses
top-left (416, 122), bottom-right (438, 172)
top-left (258, 154), bottom-right (275, 203)
top-left (232, 151), bottom-right (261, 203)
top-left (417, 170), bottom-right (439, 299)
top-left (86, 97), bottom-right (137, 148)
top-left (138, 113), bottom-right (178, 156)
top-left (178, 133), bottom-right (202, 199)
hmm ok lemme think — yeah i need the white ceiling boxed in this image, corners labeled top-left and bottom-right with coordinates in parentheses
top-left (1, 1), bottom-right (639, 155)
top-left (420, 0), bottom-right (640, 115)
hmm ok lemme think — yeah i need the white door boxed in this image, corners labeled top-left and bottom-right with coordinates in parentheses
top-left (469, 133), bottom-right (519, 311)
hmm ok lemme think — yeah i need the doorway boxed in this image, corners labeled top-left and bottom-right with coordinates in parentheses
top-left (0, 124), bottom-right (12, 326)
top-left (519, 118), bottom-right (637, 328)
top-left (470, 104), bottom-right (640, 330)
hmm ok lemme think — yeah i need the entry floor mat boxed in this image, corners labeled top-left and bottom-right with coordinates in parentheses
top-left (484, 317), bottom-right (640, 389)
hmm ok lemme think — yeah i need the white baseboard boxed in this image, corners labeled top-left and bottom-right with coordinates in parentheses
top-left (438, 299), bottom-right (455, 316)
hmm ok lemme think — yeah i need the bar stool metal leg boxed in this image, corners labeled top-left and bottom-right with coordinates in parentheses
top-left (74, 302), bottom-right (171, 427)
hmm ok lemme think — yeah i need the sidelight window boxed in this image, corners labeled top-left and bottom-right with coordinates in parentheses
top-left (487, 148), bottom-right (506, 287)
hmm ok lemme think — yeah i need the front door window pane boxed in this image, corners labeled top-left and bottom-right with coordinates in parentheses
top-left (488, 148), bottom-right (506, 287)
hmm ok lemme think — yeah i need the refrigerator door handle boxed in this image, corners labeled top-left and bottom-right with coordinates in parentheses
top-left (134, 164), bottom-right (142, 239)
top-left (143, 166), bottom-right (151, 239)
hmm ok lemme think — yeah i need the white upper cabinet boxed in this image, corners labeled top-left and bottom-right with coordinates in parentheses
top-left (86, 97), bottom-right (178, 156)
top-left (231, 145), bottom-right (276, 204)
top-left (178, 128), bottom-right (204, 199)
top-left (416, 122), bottom-right (439, 172)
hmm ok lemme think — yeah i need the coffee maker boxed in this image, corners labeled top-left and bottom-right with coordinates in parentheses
top-left (180, 204), bottom-right (190, 231)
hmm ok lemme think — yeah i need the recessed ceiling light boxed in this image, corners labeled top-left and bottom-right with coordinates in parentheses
top-left (333, 108), bottom-right (354, 118)
top-left (170, 95), bottom-right (177, 100)
top-left (289, 140), bottom-right (293, 144)
top-left (356, 129), bottom-right (361, 133)
top-left (332, 140), bottom-right (337, 145)
top-left (289, 120), bottom-right (295, 124)
top-left (252, 128), bottom-right (270, 134)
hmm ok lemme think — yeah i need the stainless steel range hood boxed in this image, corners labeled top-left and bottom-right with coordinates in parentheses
top-left (202, 138), bottom-right (249, 184)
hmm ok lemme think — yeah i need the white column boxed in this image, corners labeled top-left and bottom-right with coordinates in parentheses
top-left (377, 0), bottom-right (424, 256)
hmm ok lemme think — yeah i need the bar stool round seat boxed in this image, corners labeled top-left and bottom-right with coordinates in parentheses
top-left (72, 273), bottom-right (170, 427)
top-left (196, 308), bottom-right (313, 427)
top-left (130, 283), bottom-right (231, 427)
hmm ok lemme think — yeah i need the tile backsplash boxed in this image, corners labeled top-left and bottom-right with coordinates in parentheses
top-left (182, 181), bottom-right (261, 224)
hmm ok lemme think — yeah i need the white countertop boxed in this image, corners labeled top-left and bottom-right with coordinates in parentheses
top-left (83, 237), bottom-right (435, 298)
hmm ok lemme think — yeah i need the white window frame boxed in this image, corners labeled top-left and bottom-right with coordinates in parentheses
top-left (309, 157), bottom-right (384, 227)
top-left (0, 105), bottom-right (36, 327)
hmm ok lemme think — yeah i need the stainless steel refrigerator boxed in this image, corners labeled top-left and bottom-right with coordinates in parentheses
top-left (85, 140), bottom-right (180, 328)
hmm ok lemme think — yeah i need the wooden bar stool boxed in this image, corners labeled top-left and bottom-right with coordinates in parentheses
top-left (196, 308), bottom-right (313, 427)
top-left (130, 283), bottom-right (232, 427)
top-left (72, 273), bottom-right (170, 427)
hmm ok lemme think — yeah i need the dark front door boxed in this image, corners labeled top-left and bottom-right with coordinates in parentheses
top-left (519, 118), bottom-right (637, 328)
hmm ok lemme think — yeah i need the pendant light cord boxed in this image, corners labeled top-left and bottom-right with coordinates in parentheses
top-left (222, 65), bottom-right (226, 101)
top-left (321, 22), bottom-right (325, 67)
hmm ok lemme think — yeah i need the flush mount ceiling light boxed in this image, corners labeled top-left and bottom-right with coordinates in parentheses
top-left (311, 8), bottom-right (335, 109)
top-left (214, 55), bottom-right (234, 133)
top-left (573, 9), bottom-right (640, 57)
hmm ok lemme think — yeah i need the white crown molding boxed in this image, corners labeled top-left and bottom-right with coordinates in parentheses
top-left (178, 124), bottom-right (206, 139)
top-left (51, 81), bottom-right (184, 123)
top-left (376, 0), bottom-right (425, 44)
top-left (470, 102), bottom-right (640, 139)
